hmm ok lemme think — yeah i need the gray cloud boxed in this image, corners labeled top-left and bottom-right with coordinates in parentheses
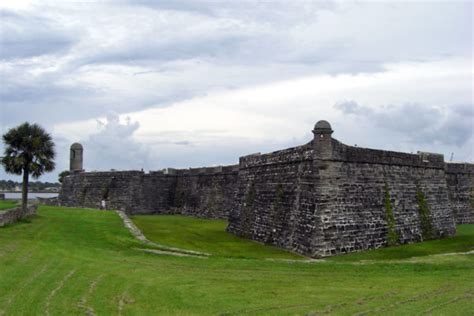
top-left (334, 101), bottom-right (474, 147)
top-left (0, 10), bottom-right (77, 60)
top-left (126, 1), bottom-right (338, 22)
top-left (1, 2), bottom-right (471, 126)
top-left (0, 1), bottom-right (472, 181)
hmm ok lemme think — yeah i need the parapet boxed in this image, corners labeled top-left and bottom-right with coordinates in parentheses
top-left (157, 165), bottom-right (240, 176)
top-left (330, 140), bottom-right (446, 169)
top-left (239, 144), bottom-right (314, 168)
top-left (68, 170), bottom-right (145, 178)
top-left (445, 162), bottom-right (474, 174)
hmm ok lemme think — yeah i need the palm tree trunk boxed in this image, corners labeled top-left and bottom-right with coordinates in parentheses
top-left (22, 167), bottom-right (29, 214)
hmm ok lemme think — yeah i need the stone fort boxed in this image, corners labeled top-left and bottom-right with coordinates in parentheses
top-left (59, 120), bottom-right (474, 257)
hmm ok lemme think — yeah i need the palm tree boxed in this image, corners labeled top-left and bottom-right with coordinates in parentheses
top-left (1, 123), bottom-right (55, 213)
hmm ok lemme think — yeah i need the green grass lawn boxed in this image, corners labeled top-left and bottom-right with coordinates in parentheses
top-left (0, 200), bottom-right (18, 211)
top-left (0, 205), bottom-right (473, 315)
top-left (330, 225), bottom-right (474, 262)
top-left (132, 215), bottom-right (302, 259)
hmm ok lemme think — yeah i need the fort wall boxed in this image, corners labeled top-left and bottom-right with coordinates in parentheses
top-left (59, 171), bottom-right (144, 211)
top-left (227, 143), bottom-right (316, 255)
top-left (310, 139), bottom-right (455, 257)
top-left (226, 137), bottom-right (458, 257)
top-left (58, 120), bottom-right (473, 257)
top-left (445, 163), bottom-right (474, 224)
top-left (225, 121), bottom-right (470, 257)
top-left (59, 167), bottom-right (239, 219)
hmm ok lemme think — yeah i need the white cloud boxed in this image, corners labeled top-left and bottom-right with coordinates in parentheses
top-left (57, 113), bottom-right (155, 172)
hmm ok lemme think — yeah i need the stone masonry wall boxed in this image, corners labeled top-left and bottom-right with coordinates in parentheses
top-left (227, 129), bottom-right (459, 258)
top-left (59, 171), bottom-right (143, 212)
top-left (0, 205), bottom-right (37, 227)
top-left (310, 139), bottom-right (456, 257)
top-left (59, 166), bottom-right (239, 219)
top-left (227, 143), bottom-right (316, 255)
top-left (445, 163), bottom-right (474, 224)
top-left (170, 166), bottom-right (239, 219)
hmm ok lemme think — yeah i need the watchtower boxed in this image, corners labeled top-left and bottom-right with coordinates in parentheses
top-left (312, 120), bottom-right (334, 159)
top-left (70, 143), bottom-right (84, 172)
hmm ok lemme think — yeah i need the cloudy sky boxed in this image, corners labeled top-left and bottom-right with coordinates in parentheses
top-left (0, 0), bottom-right (472, 182)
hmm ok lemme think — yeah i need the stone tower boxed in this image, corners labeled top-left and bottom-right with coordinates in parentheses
top-left (70, 143), bottom-right (84, 172)
top-left (312, 120), bottom-right (333, 159)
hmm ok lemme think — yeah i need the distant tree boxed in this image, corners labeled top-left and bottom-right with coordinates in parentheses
top-left (1, 123), bottom-right (55, 213)
top-left (58, 170), bottom-right (70, 183)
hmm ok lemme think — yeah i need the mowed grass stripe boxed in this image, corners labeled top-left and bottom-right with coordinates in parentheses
top-left (0, 205), bottom-right (472, 315)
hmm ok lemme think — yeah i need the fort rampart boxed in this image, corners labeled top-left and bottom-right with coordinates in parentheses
top-left (445, 163), bottom-right (474, 224)
top-left (59, 166), bottom-right (239, 219)
top-left (58, 120), bottom-right (473, 257)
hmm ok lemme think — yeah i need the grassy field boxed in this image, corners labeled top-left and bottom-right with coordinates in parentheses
top-left (0, 200), bottom-right (18, 211)
top-left (0, 206), bottom-right (473, 315)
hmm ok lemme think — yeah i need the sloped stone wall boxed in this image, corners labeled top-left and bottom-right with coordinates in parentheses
top-left (227, 131), bottom-right (459, 258)
top-left (310, 139), bottom-right (456, 257)
top-left (446, 163), bottom-right (474, 224)
top-left (227, 144), bottom-right (316, 254)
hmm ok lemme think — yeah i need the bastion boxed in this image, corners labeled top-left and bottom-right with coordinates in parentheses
top-left (58, 120), bottom-right (473, 257)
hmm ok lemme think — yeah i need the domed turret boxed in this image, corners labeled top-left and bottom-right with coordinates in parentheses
top-left (312, 120), bottom-right (334, 159)
top-left (70, 143), bottom-right (84, 172)
top-left (313, 120), bottom-right (333, 135)
top-left (71, 143), bottom-right (83, 150)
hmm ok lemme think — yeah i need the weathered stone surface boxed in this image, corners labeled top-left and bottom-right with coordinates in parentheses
top-left (70, 143), bottom-right (84, 172)
top-left (59, 167), bottom-right (239, 219)
top-left (227, 121), bottom-right (468, 257)
top-left (227, 143), bottom-right (316, 255)
top-left (445, 163), bottom-right (474, 224)
top-left (0, 205), bottom-right (37, 227)
top-left (59, 171), bottom-right (144, 212)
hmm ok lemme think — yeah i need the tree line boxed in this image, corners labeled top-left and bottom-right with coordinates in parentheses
top-left (0, 179), bottom-right (60, 192)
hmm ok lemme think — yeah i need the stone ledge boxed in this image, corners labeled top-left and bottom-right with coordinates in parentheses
top-left (0, 205), bottom-right (37, 227)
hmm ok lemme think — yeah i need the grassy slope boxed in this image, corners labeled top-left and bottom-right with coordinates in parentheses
top-left (330, 225), bottom-right (474, 262)
top-left (0, 206), bottom-right (472, 315)
top-left (132, 215), bottom-right (302, 259)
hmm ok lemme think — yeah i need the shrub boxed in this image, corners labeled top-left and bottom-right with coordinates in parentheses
top-left (416, 185), bottom-right (433, 240)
